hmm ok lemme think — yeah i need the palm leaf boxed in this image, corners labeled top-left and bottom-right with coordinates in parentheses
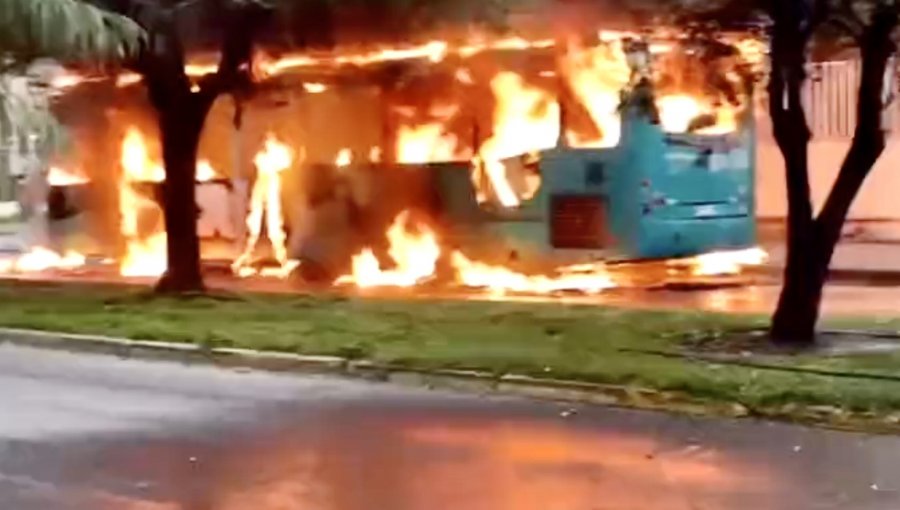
top-left (0, 0), bottom-right (145, 63)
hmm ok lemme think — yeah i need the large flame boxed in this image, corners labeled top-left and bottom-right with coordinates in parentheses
top-left (233, 134), bottom-right (299, 278)
top-left (656, 95), bottom-right (704, 134)
top-left (118, 128), bottom-right (167, 278)
top-left (117, 128), bottom-right (221, 278)
top-left (396, 123), bottom-right (461, 164)
top-left (340, 211), bottom-right (441, 289)
top-left (340, 211), bottom-right (618, 294)
top-left (194, 37), bottom-right (554, 81)
top-left (395, 103), bottom-right (466, 165)
top-left (42, 31), bottom-right (761, 289)
top-left (477, 72), bottom-right (559, 208)
top-left (560, 38), bottom-right (631, 147)
top-left (121, 129), bottom-right (165, 183)
top-left (56, 32), bottom-right (758, 147)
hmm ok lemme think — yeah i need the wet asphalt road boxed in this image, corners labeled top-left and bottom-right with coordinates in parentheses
top-left (3, 345), bottom-right (900, 510)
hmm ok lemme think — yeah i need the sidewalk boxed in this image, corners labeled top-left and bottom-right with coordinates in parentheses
top-left (758, 220), bottom-right (900, 283)
top-left (762, 242), bottom-right (900, 284)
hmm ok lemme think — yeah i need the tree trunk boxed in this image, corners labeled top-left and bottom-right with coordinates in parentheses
top-left (770, 6), bottom-right (896, 344)
top-left (120, 0), bottom-right (266, 294)
top-left (770, 235), bottom-right (827, 345)
top-left (155, 100), bottom-right (206, 294)
top-left (767, 41), bottom-right (817, 345)
top-left (769, 110), bottom-right (819, 345)
top-left (771, 161), bottom-right (876, 345)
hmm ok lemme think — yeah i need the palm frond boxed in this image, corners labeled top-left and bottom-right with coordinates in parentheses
top-left (0, 0), bottom-right (145, 63)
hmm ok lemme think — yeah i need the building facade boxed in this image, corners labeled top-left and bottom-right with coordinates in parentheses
top-left (756, 59), bottom-right (900, 239)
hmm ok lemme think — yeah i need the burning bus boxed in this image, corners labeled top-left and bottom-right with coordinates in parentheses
top-left (3, 29), bottom-right (767, 294)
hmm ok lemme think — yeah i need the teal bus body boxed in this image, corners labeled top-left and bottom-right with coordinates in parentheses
top-left (432, 104), bottom-right (757, 264)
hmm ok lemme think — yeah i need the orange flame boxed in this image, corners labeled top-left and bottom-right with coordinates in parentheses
top-left (396, 123), bottom-right (461, 164)
top-left (681, 248), bottom-right (768, 277)
top-left (338, 212), bottom-right (618, 294)
top-left (59, 33), bottom-right (758, 146)
top-left (656, 95), bottom-right (704, 134)
top-left (47, 166), bottom-right (89, 186)
top-left (451, 253), bottom-right (615, 295)
top-left (121, 128), bottom-right (165, 182)
top-left (118, 128), bottom-right (167, 278)
top-left (115, 73), bottom-right (142, 88)
top-left (0, 247), bottom-right (86, 274)
top-left (233, 134), bottom-right (299, 278)
top-left (477, 72), bottom-right (559, 208)
top-left (117, 129), bottom-right (218, 277)
top-left (335, 148), bottom-right (353, 167)
top-left (339, 211), bottom-right (441, 289)
top-left (302, 82), bottom-right (328, 94)
top-left (369, 146), bottom-right (383, 163)
top-left (560, 38), bottom-right (631, 148)
top-left (182, 37), bottom-right (555, 79)
top-left (195, 160), bottom-right (219, 182)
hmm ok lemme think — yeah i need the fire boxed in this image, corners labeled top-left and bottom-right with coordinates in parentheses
top-left (369, 146), bottom-right (383, 163)
top-left (118, 128), bottom-right (218, 278)
top-left (451, 253), bottom-right (615, 295)
top-left (477, 72), bottom-right (559, 207)
top-left (335, 148), bottom-right (353, 167)
top-left (196, 160), bottom-right (219, 182)
top-left (396, 123), bottom-right (461, 164)
top-left (732, 37), bottom-right (767, 72)
top-left (652, 42), bottom-right (748, 136)
top-left (118, 128), bottom-right (167, 278)
top-left (125, 36), bottom-right (553, 85)
top-left (121, 128), bottom-right (165, 182)
top-left (302, 82), bottom-right (327, 94)
top-left (656, 95), bottom-right (741, 135)
top-left (340, 212), bottom-right (441, 289)
top-left (47, 166), bottom-right (89, 186)
top-left (695, 108), bottom-right (740, 136)
top-left (559, 38), bottom-right (631, 147)
top-left (40, 31), bottom-right (762, 288)
top-left (115, 73), bottom-right (142, 87)
top-left (339, 211), bottom-right (618, 294)
top-left (121, 129), bottom-right (218, 182)
top-left (58, 33), bottom-right (759, 147)
top-left (10, 128), bottom-right (220, 279)
top-left (52, 35), bottom-right (561, 95)
top-left (120, 231), bottom-right (167, 278)
top-left (50, 73), bottom-right (87, 89)
top-left (395, 103), bottom-right (466, 164)
top-left (656, 95), bottom-right (703, 134)
top-left (683, 248), bottom-right (769, 277)
top-left (232, 134), bottom-right (299, 278)
top-left (0, 247), bottom-right (86, 274)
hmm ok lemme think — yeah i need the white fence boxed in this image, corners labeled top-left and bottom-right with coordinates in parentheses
top-left (801, 59), bottom-right (900, 139)
top-left (756, 58), bottom-right (900, 225)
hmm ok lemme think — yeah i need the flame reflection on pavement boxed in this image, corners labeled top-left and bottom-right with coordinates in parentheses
top-left (92, 414), bottom-right (779, 510)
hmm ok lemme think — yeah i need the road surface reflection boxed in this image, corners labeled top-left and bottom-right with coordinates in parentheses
top-left (98, 413), bottom-right (778, 510)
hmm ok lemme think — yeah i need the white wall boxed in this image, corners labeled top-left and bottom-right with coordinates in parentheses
top-left (756, 110), bottom-right (900, 221)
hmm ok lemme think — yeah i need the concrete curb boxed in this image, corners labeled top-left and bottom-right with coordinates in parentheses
top-left (4, 327), bottom-right (899, 433)
top-left (750, 266), bottom-right (900, 287)
top-left (0, 327), bottom-right (732, 418)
